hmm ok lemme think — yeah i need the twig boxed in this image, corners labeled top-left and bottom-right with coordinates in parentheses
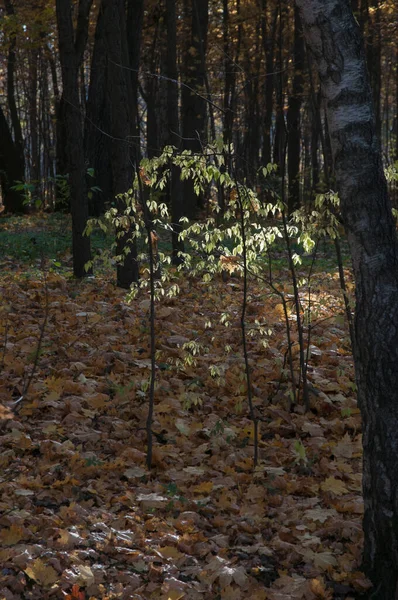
top-left (136, 166), bottom-right (156, 470)
top-left (234, 170), bottom-right (259, 468)
top-left (16, 261), bottom-right (49, 407)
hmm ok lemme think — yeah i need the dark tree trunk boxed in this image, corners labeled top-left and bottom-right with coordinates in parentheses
top-left (102, 0), bottom-right (139, 288)
top-left (46, 43), bottom-right (68, 201)
top-left (0, 103), bottom-right (25, 212)
top-left (297, 0), bottom-right (398, 597)
top-left (261, 3), bottom-right (277, 166)
top-left (273, 1), bottom-right (287, 169)
top-left (287, 7), bottom-right (304, 213)
top-left (181, 0), bottom-right (209, 217)
top-left (28, 49), bottom-right (40, 187)
top-left (143, 3), bottom-right (162, 159)
top-left (365, 0), bottom-right (382, 141)
top-left (126, 0), bottom-right (144, 163)
top-left (4, 0), bottom-right (25, 176)
top-left (56, 0), bottom-right (92, 278)
top-left (165, 0), bottom-right (184, 263)
top-left (223, 0), bottom-right (241, 149)
top-left (85, 5), bottom-right (112, 216)
top-left (243, 17), bottom-right (261, 182)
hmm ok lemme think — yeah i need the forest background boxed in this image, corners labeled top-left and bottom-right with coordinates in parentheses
top-left (0, 1), bottom-right (398, 599)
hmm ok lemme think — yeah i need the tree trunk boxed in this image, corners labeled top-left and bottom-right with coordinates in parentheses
top-left (296, 0), bottom-right (398, 597)
top-left (0, 102), bottom-right (25, 212)
top-left (56, 0), bottom-right (93, 278)
top-left (102, 0), bottom-right (139, 288)
top-left (165, 0), bottom-right (184, 263)
top-left (28, 49), bottom-right (40, 188)
top-left (365, 0), bottom-right (382, 141)
top-left (85, 4), bottom-right (112, 216)
top-left (181, 0), bottom-right (209, 217)
top-left (261, 3), bottom-right (277, 167)
top-left (287, 7), bottom-right (304, 213)
top-left (5, 0), bottom-right (25, 177)
top-left (126, 0), bottom-right (144, 163)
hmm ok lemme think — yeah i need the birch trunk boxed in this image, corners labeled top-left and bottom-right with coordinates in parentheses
top-left (295, 0), bottom-right (398, 597)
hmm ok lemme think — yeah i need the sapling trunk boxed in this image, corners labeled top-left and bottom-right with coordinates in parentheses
top-left (235, 172), bottom-right (259, 467)
top-left (137, 169), bottom-right (156, 469)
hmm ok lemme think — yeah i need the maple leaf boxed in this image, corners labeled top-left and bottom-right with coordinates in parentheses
top-left (0, 523), bottom-right (25, 546)
top-left (24, 558), bottom-right (58, 587)
top-left (321, 477), bottom-right (349, 495)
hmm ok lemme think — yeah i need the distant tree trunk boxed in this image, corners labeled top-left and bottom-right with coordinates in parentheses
top-left (4, 0), bottom-right (25, 177)
top-left (287, 7), bottom-right (304, 213)
top-left (273, 1), bottom-right (287, 168)
top-left (102, 0), bottom-right (139, 288)
top-left (243, 18), bottom-right (261, 182)
top-left (143, 4), bottom-right (162, 159)
top-left (223, 0), bottom-right (241, 149)
top-left (165, 0), bottom-right (184, 263)
top-left (46, 43), bottom-right (67, 201)
top-left (28, 49), bottom-right (40, 188)
top-left (181, 0), bottom-right (209, 217)
top-left (365, 0), bottom-right (382, 141)
top-left (126, 0), bottom-right (144, 163)
top-left (85, 5), bottom-right (112, 216)
top-left (261, 3), bottom-right (277, 166)
top-left (396, 44), bottom-right (398, 160)
top-left (297, 1), bottom-right (398, 597)
top-left (56, 0), bottom-right (92, 278)
top-left (0, 103), bottom-right (25, 212)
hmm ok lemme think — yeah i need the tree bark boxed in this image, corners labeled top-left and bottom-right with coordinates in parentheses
top-left (261, 3), bottom-right (277, 167)
top-left (102, 0), bottom-right (139, 288)
top-left (165, 0), bottom-right (184, 263)
top-left (0, 102), bottom-right (25, 212)
top-left (181, 0), bottom-right (209, 217)
top-left (85, 4), bottom-right (112, 216)
top-left (287, 7), bottom-right (304, 213)
top-left (296, 0), bottom-right (398, 598)
top-left (126, 0), bottom-right (144, 163)
top-left (56, 0), bottom-right (93, 277)
top-left (4, 0), bottom-right (25, 177)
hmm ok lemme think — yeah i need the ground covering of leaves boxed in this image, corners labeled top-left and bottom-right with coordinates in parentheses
top-left (0, 218), bottom-right (371, 600)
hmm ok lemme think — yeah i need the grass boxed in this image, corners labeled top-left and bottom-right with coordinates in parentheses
top-left (0, 212), bottom-right (350, 281)
top-left (0, 213), bottom-right (111, 266)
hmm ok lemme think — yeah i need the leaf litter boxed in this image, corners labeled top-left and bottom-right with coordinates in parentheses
top-left (0, 259), bottom-right (370, 599)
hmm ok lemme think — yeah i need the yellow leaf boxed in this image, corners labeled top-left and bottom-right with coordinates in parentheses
top-left (0, 524), bottom-right (25, 546)
top-left (193, 481), bottom-right (213, 494)
top-left (157, 546), bottom-right (184, 559)
top-left (321, 477), bottom-right (348, 496)
top-left (166, 590), bottom-right (185, 600)
top-left (24, 558), bottom-right (58, 587)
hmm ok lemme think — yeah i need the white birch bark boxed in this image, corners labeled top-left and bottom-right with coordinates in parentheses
top-left (295, 1), bottom-right (398, 598)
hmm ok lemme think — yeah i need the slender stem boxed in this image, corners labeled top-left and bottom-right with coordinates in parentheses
top-left (0, 314), bottom-right (9, 373)
top-left (22, 263), bottom-right (49, 399)
top-left (234, 172), bottom-right (258, 467)
top-left (137, 166), bottom-right (156, 470)
top-left (267, 252), bottom-right (297, 407)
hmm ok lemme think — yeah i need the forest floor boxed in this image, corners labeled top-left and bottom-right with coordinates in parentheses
top-left (0, 215), bottom-right (370, 600)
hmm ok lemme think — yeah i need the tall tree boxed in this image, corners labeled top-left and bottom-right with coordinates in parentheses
top-left (4, 0), bottom-right (25, 177)
top-left (85, 4), bottom-right (112, 216)
top-left (297, 0), bottom-right (398, 597)
top-left (181, 0), bottom-right (209, 217)
top-left (261, 2), bottom-right (277, 167)
top-left (165, 0), bottom-right (184, 263)
top-left (56, 0), bottom-right (92, 277)
top-left (0, 103), bottom-right (25, 212)
top-left (102, 0), bottom-right (139, 288)
top-left (287, 6), bottom-right (304, 213)
top-left (126, 0), bottom-right (145, 163)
